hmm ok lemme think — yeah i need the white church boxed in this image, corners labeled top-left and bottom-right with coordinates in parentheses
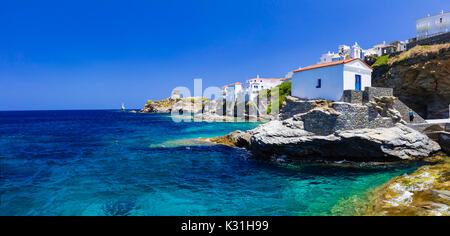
top-left (291, 58), bottom-right (373, 101)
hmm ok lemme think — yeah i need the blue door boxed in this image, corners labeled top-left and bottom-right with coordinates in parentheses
top-left (355, 75), bottom-right (361, 90)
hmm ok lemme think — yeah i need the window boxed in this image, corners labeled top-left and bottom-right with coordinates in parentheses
top-left (316, 79), bottom-right (321, 88)
top-left (440, 18), bottom-right (443, 23)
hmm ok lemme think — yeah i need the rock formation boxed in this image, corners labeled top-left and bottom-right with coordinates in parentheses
top-left (206, 101), bottom-right (440, 162)
top-left (366, 159), bottom-right (450, 216)
top-left (372, 44), bottom-right (450, 119)
top-left (140, 97), bottom-right (209, 114)
top-left (140, 96), bottom-right (274, 122)
top-left (420, 124), bottom-right (450, 154)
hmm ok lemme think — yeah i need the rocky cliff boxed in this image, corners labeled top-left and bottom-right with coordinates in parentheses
top-left (372, 43), bottom-right (450, 119)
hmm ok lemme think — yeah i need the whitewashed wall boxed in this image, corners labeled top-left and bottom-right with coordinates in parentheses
top-left (292, 60), bottom-right (372, 101)
top-left (416, 12), bottom-right (450, 39)
top-left (343, 60), bottom-right (372, 90)
top-left (291, 65), bottom-right (344, 101)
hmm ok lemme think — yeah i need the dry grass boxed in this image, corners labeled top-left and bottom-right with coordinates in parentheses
top-left (388, 43), bottom-right (450, 65)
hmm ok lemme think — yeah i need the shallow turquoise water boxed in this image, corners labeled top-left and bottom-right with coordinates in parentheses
top-left (0, 110), bottom-right (419, 216)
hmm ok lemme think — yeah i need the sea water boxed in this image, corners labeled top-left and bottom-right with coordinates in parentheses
top-left (0, 110), bottom-right (419, 216)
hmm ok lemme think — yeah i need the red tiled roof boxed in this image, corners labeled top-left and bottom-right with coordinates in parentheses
top-left (222, 82), bottom-right (242, 88)
top-left (246, 78), bottom-right (283, 82)
top-left (293, 58), bottom-right (373, 73)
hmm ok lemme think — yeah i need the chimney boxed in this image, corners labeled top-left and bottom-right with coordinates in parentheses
top-left (441, 10), bottom-right (444, 15)
top-left (427, 14), bottom-right (431, 17)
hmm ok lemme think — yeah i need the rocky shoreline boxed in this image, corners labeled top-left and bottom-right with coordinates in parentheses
top-left (196, 96), bottom-right (448, 215)
top-left (201, 96), bottom-right (441, 162)
top-left (366, 156), bottom-right (449, 216)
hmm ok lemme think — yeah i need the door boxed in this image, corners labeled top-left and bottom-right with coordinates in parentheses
top-left (355, 75), bottom-right (361, 91)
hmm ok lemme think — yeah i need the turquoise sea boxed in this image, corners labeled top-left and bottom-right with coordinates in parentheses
top-left (0, 110), bottom-right (420, 216)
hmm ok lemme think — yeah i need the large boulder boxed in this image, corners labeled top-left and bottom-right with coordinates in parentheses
top-left (250, 121), bottom-right (440, 161)
top-left (207, 101), bottom-right (441, 162)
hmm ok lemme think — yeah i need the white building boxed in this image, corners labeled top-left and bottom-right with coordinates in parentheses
top-left (369, 42), bottom-right (389, 57)
top-left (222, 82), bottom-right (243, 101)
top-left (391, 40), bottom-right (407, 52)
top-left (320, 42), bottom-right (364, 63)
top-left (291, 58), bottom-right (373, 101)
top-left (416, 10), bottom-right (450, 40)
top-left (246, 76), bottom-right (285, 100)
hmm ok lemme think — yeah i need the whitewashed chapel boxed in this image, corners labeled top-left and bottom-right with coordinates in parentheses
top-left (291, 58), bottom-right (373, 101)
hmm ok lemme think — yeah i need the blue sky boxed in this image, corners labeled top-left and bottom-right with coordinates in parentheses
top-left (1, 0), bottom-right (449, 110)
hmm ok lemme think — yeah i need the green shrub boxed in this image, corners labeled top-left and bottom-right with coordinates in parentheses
top-left (372, 55), bottom-right (389, 67)
top-left (265, 82), bottom-right (291, 114)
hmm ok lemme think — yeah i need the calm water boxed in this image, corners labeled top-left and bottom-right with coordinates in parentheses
top-left (0, 110), bottom-right (419, 216)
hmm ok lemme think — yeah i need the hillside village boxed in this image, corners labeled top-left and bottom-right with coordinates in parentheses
top-left (144, 10), bottom-right (449, 124)
top-left (215, 10), bottom-right (449, 109)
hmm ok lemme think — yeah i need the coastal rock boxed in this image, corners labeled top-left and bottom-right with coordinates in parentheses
top-left (207, 101), bottom-right (440, 162)
top-left (207, 131), bottom-right (252, 149)
top-left (366, 160), bottom-right (450, 216)
top-left (140, 97), bottom-right (209, 114)
top-left (250, 122), bottom-right (440, 161)
top-left (420, 124), bottom-right (450, 155)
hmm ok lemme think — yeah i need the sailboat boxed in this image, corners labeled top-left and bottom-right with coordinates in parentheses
top-left (121, 103), bottom-right (125, 112)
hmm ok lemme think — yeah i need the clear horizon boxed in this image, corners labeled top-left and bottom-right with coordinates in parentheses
top-left (1, 0), bottom-right (449, 111)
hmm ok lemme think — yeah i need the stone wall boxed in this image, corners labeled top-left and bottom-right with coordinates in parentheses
top-left (342, 90), bottom-right (363, 104)
top-left (333, 102), bottom-right (395, 131)
top-left (299, 102), bottom-right (397, 136)
top-left (340, 87), bottom-right (424, 124)
top-left (393, 100), bottom-right (426, 124)
top-left (280, 96), bottom-right (318, 120)
top-left (407, 32), bottom-right (450, 50)
top-left (362, 87), bottom-right (393, 103)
